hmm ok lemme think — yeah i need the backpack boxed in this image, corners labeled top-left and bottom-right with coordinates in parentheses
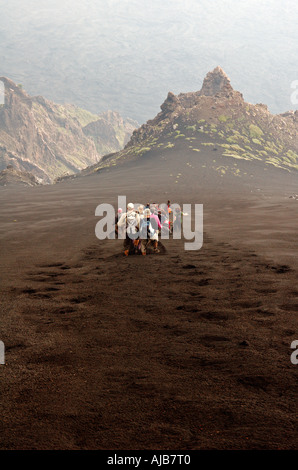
top-left (126, 211), bottom-right (139, 239)
top-left (126, 210), bottom-right (138, 226)
top-left (140, 218), bottom-right (153, 238)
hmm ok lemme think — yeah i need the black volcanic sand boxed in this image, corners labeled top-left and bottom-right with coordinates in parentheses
top-left (0, 153), bottom-right (297, 450)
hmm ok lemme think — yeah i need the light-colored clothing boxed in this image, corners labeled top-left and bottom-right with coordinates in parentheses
top-left (117, 210), bottom-right (140, 239)
top-left (140, 218), bottom-right (158, 241)
top-left (117, 210), bottom-right (140, 228)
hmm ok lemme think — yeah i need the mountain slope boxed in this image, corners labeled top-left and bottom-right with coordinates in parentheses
top-left (0, 77), bottom-right (137, 183)
top-left (78, 67), bottom-right (298, 189)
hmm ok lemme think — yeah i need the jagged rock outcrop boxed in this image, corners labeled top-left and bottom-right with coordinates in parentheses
top-left (80, 66), bottom-right (298, 177)
top-left (0, 77), bottom-right (137, 183)
top-left (200, 66), bottom-right (234, 97)
top-left (0, 164), bottom-right (40, 186)
top-left (127, 67), bottom-right (245, 148)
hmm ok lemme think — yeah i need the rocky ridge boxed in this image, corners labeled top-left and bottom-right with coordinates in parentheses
top-left (81, 66), bottom-right (298, 177)
top-left (0, 77), bottom-right (137, 183)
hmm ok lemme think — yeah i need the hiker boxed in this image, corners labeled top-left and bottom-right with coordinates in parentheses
top-left (158, 205), bottom-right (168, 224)
top-left (138, 205), bottom-right (145, 220)
top-left (116, 208), bottom-right (122, 220)
top-left (157, 205), bottom-right (167, 224)
top-left (117, 203), bottom-right (140, 256)
top-left (140, 208), bottom-right (160, 255)
top-left (150, 207), bottom-right (162, 232)
top-left (160, 209), bottom-right (171, 236)
top-left (114, 208), bottom-right (123, 238)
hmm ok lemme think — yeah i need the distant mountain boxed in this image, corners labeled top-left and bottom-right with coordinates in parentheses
top-left (76, 67), bottom-right (298, 186)
top-left (0, 0), bottom-right (297, 123)
top-left (0, 77), bottom-right (137, 183)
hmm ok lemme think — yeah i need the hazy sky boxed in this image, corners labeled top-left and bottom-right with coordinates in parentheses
top-left (0, 0), bottom-right (297, 122)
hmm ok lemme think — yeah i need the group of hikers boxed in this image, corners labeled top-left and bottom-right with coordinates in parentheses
top-left (115, 201), bottom-right (183, 256)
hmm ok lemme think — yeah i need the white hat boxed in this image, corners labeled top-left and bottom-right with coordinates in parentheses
top-left (127, 203), bottom-right (134, 210)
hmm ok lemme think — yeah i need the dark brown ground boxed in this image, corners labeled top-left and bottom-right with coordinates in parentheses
top-left (0, 152), bottom-right (297, 449)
